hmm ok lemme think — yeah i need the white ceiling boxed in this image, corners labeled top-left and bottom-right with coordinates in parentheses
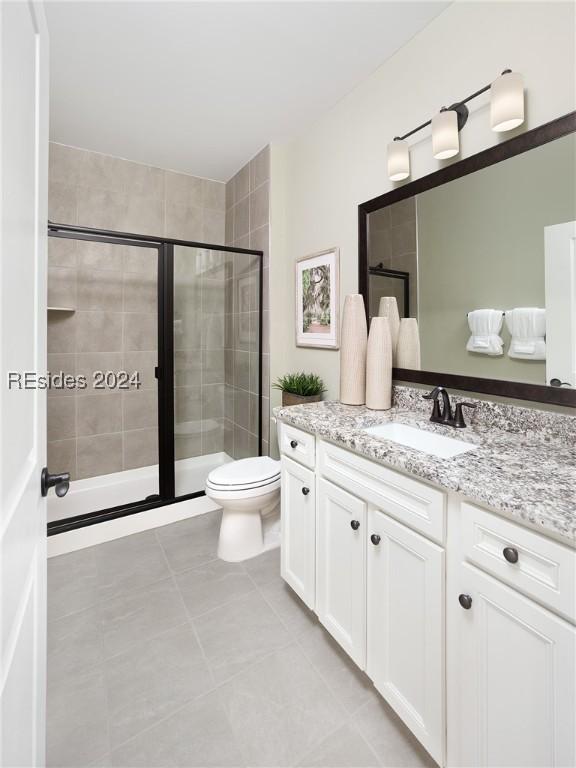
top-left (46, 1), bottom-right (449, 181)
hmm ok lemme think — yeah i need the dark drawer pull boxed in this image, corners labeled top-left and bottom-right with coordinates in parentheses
top-left (503, 547), bottom-right (519, 564)
top-left (290, 440), bottom-right (298, 449)
top-left (459, 594), bottom-right (473, 610)
top-left (370, 534), bottom-right (381, 546)
top-left (350, 520), bottom-right (360, 531)
top-left (301, 486), bottom-right (310, 496)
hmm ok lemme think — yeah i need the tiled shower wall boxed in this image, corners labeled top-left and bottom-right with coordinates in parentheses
top-left (47, 143), bottom-right (226, 480)
top-left (225, 146), bottom-right (271, 456)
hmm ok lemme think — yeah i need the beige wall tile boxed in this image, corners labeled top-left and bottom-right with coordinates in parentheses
top-left (165, 203), bottom-right (203, 241)
top-left (248, 393), bottom-right (259, 435)
top-left (77, 241), bottom-right (125, 271)
top-left (174, 351), bottom-right (202, 387)
top-left (234, 165), bottom-right (250, 203)
top-left (123, 312), bottom-right (157, 351)
top-left (77, 268), bottom-right (123, 312)
top-left (123, 248), bottom-right (158, 276)
top-left (48, 267), bottom-right (77, 309)
top-left (175, 433), bottom-right (202, 461)
top-left (234, 350), bottom-right (250, 391)
top-left (48, 397), bottom-right (76, 442)
top-left (49, 143), bottom-right (86, 186)
top-left (233, 197), bottom-right (249, 240)
top-left (76, 352), bottom-right (123, 395)
top-left (202, 314), bottom-right (225, 350)
top-left (77, 394), bottom-right (122, 437)
top-left (47, 353), bottom-right (76, 398)
top-left (123, 351), bottom-right (158, 390)
top-left (48, 312), bottom-right (77, 354)
top-left (175, 385), bottom-right (202, 424)
top-left (76, 187), bottom-right (127, 231)
top-left (249, 181), bottom-right (269, 232)
top-left (77, 433), bottom-right (123, 479)
top-left (233, 389), bottom-right (250, 431)
top-left (202, 384), bottom-right (224, 420)
top-left (124, 194), bottom-right (164, 236)
top-left (249, 146), bottom-right (270, 191)
top-left (203, 209), bottom-right (225, 244)
top-left (123, 271), bottom-right (156, 313)
top-left (202, 349), bottom-right (225, 384)
top-left (76, 311), bottom-right (123, 353)
top-left (233, 426), bottom-right (257, 459)
top-left (122, 389), bottom-right (158, 430)
top-left (249, 225), bottom-right (269, 267)
top-left (165, 171), bottom-right (203, 209)
top-left (119, 161), bottom-right (164, 199)
top-left (202, 180), bottom-right (226, 211)
top-left (225, 209), bottom-right (234, 245)
top-left (48, 237), bottom-right (77, 268)
top-left (123, 428), bottom-right (158, 470)
top-left (203, 418), bottom-right (224, 454)
top-left (47, 438), bottom-right (77, 481)
top-left (49, 181), bottom-right (77, 224)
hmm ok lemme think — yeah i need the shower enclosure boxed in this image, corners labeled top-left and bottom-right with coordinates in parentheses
top-left (46, 223), bottom-right (263, 534)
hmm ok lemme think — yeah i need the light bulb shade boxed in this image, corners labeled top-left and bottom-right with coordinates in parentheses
top-left (432, 110), bottom-right (459, 160)
top-left (491, 71), bottom-right (524, 132)
top-left (387, 140), bottom-right (410, 181)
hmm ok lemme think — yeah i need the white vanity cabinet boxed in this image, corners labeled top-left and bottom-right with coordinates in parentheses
top-left (279, 424), bottom-right (576, 768)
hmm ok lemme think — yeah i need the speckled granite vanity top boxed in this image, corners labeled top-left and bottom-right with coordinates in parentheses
top-left (274, 386), bottom-right (576, 546)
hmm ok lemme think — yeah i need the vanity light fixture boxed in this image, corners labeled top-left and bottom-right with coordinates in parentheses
top-left (387, 69), bottom-right (525, 181)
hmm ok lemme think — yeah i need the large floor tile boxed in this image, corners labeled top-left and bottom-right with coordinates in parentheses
top-left (353, 697), bottom-right (437, 767)
top-left (94, 530), bottom-right (170, 602)
top-left (297, 621), bottom-right (377, 714)
top-left (109, 690), bottom-right (245, 767)
top-left (243, 546), bottom-right (280, 587)
top-left (99, 577), bottom-right (188, 658)
top-left (47, 668), bottom-right (109, 767)
top-left (259, 575), bottom-right (318, 638)
top-left (104, 624), bottom-right (214, 748)
top-left (175, 558), bottom-right (254, 619)
top-left (48, 605), bottom-right (103, 686)
top-left (297, 723), bottom-right (379, 767)
top-left (194, 591), bottom-right (290, 683)
top-left (218, 643), bottom-right (346, 767)
top-left (155, 510), bottom-right (221, 573)
top-left (48, 547), bottom-right (99, 621)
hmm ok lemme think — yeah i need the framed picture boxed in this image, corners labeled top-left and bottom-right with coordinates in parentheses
top-left (296, 247), bottom-right (339, 349)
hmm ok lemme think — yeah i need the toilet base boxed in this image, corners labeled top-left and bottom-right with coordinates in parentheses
top-left (215, 490), bottom-right (280, 562)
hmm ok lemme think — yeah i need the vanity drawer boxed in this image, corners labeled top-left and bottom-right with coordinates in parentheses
top-left (280, 423), bottom-right (316, 469)
top-left (461, 502), bottom-right (576, 623)
top-left (318, 440), bottom-right (446, 544)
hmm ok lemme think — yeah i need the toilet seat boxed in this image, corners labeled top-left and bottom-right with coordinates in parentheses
top-left (206, 457), bottom-right (280, 493)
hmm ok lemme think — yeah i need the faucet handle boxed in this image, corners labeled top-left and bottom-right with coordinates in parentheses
top-left (453, 402), bottom-right (477, 428)
top-left (422, 386), bottom-right (443, 401)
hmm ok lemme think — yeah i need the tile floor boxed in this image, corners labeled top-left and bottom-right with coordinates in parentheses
top-left (47, 510), bottom-right (436, 768)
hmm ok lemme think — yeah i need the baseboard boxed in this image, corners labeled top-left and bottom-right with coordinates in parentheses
top-left (47, 495), bottom-right (222, 558)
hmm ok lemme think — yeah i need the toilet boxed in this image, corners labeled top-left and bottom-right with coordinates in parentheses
top-left (205, 455), bottom-right (281, 562)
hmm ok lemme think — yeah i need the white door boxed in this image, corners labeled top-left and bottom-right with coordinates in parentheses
top-left (317, 479), bottom-right (366, 666)
top-left (454, 563), bottom-right (576, 768)
top-left (367, 508), bottom-right (445, 766)
top-left (280, 456), bottom-right (316, 609)
top-left (545, 221), bottom-right (576, 387)
top-left (1, 3), bottom-right (49, 766)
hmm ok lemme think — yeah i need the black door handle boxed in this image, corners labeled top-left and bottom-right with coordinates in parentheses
top-left (370, 534), bottom-right (381, 545)
top-left (301, 486), bottom-right (310, 496)
top-left (350, 520), bottom-right (360, 530)
top-left (290, 440), bottom-right (298, 449)
top-left (41, 467), bottom-right (70, 498)
top-left (458, 594), bottom-right (473, 610)
top-left (503, 547), bottom-right (519, 564)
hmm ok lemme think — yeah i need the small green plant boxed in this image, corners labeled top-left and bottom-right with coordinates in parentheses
top-left (272, 372), bottom-right (326, 397)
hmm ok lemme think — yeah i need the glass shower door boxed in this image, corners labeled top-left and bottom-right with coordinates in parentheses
top-left (173, 245), bottom-right (261, 497)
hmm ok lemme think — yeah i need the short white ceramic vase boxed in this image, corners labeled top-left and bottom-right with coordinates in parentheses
top-left (396, 318), bottom-right (421, 370)
top-left (378, 296), bottom-right (400, 364)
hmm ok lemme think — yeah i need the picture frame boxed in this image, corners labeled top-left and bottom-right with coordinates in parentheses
top-left (295, 247), bottom-right (340, 349)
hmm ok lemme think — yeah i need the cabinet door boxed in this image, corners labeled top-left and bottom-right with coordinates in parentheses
top-left (281, 456), bottom-right (316, 609)
top-left (454, 563), bottom-right (576, 768)
top-left (317, 479), bottom-right (367, 667)
top-left (367, 508), bottom-right (445, 766)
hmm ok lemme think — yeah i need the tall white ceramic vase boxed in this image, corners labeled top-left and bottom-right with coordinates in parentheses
top-left (366, 317), bottom-right (392, 410)
top-left (340, 294), bottom-right (368, 405)
top-left (378, 296), bottom-right (400, 364)
top-left (396, 318), bottom-right (421, 370)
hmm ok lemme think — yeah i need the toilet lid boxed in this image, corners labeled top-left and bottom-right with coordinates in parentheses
top-left (207, 457), bottom-right (280, 489)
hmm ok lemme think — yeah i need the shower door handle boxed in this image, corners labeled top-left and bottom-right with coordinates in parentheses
top-left (41, 467), bottom-right (70, 498)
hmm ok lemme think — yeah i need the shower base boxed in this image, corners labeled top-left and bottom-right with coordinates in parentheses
top-left (47, 452), bottom-right (232, 524)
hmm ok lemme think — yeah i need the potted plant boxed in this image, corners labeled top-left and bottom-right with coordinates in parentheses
top-left (272, 372), bottom-right (326, 407)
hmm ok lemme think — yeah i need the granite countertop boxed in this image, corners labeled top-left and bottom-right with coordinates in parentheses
top-left (274, 394), bottom-right (576, 546)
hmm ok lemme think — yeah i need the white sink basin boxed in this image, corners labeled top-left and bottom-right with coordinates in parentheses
top-left (363, 422), bottom-right (477, 459)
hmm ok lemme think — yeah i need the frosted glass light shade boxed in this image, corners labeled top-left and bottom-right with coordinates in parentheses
top-left (491, 71), bottom-right (524, 132)
top-left (387, 140), bottom-right (410, 181)
top-left (432, 110), bottom-right (459, 160)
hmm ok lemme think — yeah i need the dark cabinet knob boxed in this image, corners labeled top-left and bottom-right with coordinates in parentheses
top-left (350, 520), bottom-right (360, 530)
top-left (370, 534), bottom-right (381, 546)
top-left (41, 467), bottom-right (70, 498)
top-left (301, 486), bottom-right (310, 496)
top-left (503, 547), bottom-right (519, 564)
top-left (290, 440), bottom-right (298, 449)
top-left (458, 594), bottom-right (473, 610)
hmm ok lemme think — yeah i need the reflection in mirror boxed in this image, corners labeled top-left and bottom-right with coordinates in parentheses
top-left (367, 131), bottom-right (576, 388)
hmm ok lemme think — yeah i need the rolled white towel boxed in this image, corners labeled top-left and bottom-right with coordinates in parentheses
top-left (466, 309), bottom-right (504, 356)
top-left (505, 308), bottom-right (546, 360)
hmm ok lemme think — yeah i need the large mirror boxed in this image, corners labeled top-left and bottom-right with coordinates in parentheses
top-left (359, 113), bottom-right (576, 406)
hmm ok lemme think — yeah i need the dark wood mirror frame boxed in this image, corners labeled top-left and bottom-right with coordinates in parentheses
top-left (358, 111), bottom-right (576, 408)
